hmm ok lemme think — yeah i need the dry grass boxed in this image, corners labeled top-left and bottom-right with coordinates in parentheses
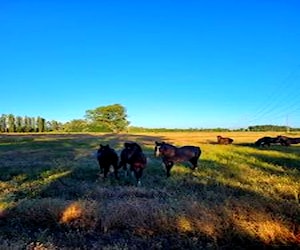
top-left (0, 132), bottom-right (300, 249)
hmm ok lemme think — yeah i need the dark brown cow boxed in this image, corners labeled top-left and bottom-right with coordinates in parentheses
top-left (119, 142), bottom-right (147, 186)
top-left (154, 141), bottom-right (201, 177)
top-left (276, 135), bottom-right (300, 146)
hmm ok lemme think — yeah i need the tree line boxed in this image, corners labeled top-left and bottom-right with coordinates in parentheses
top-left (247, 125), bottom-right (300, 132)
top-left (0, 114), bottom-right (62, 133)
top-left (0, 104), bottom-right (129, 133)
top-left (1, 104), bottom-right (299, 133)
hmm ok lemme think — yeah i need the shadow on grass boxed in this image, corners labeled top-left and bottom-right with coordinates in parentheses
top-left (234, 143), bottom-right (300, 174)
top-left (0, 133), bottom-right (168, 200)
top-left (251, 152), bottom-right (300, 171)
top-left (236, 141), bottom-right (300, 153)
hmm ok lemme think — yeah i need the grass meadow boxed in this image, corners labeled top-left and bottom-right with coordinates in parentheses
top-left (0, 132), bottom-right (300, 249)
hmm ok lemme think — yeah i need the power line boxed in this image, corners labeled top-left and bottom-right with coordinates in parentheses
top-left (248, 65), bottom-right (300, 123)
top-left (249, 65), bottom-right (300, 125)
top-left (230, 64), bottom-right (300, 128)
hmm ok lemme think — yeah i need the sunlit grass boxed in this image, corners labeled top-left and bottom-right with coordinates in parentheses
top-left (228, 201), bottom-right (299, 245)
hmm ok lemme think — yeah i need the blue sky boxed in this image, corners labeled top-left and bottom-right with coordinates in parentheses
top-left (1, 0), bottom-right (300, 129)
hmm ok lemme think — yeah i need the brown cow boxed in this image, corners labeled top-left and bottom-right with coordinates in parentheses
top-left (217, 135), bottom-right (234, 145)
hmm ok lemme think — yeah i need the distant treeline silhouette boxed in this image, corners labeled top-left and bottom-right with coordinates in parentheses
top-left (129, 125), bottom-right (300, 133)
top-left (1, 112), bottom-right (299, 133)
top-left (247, 125), bottom-right (299, 132)
top-left (0, 114), bottom-right (62, 133)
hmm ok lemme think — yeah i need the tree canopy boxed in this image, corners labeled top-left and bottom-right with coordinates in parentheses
top-left (85, 104), bottom-right (129, 133)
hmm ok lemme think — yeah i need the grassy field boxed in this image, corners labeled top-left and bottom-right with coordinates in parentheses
top-left (0, 132), bottom-right (300, 249)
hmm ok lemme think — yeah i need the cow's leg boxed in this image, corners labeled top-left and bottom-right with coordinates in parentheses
top-left (119, 160), bottom-right (129, 176)
top-left (189, 157), bottom-right (198, 170)
top-left (164, 161), bottom-right (174, 177)
top-left (103, 165), bottom-right (109, 179)
top-left (98, 161), bottom-right (104, 174)
top-left (113, 163), bottom-right (120, 180)
top-left (134, 169), bottom-right (143, 186)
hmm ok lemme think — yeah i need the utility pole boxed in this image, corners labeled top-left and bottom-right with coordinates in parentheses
top-left (286, 115), bottom-right (290, 133)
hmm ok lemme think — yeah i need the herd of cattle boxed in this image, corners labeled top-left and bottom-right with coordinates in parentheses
top-left (96, 140), bottom-right (201, 186)
top-left (96, 135), bottom-right (300, 186)
top-left (216, 135), bottom-right (300, 147)
top-left (254, 135), bottom-right (300, 147)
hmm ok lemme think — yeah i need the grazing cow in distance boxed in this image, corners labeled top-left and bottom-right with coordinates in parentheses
top-left (154, 141), bottom-right (201, 177)
top-left (97, 144), bottom-right (119, 180)
top-left (119, 142), bottom-right (147, 186)
top-left (217, 135), bottom-right (234, 145)
top-left (254, 136), bottom-right (280, 147)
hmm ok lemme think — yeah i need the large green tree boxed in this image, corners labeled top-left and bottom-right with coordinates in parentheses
top-left (85, 104), bottom-right (129, 132)
top-left (63, 119), bottom-right (89, 132)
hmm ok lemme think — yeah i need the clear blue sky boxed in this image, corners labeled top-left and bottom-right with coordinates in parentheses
top-left (1, 0), bottom-right (300, 129)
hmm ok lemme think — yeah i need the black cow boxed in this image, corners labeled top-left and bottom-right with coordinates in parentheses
top-left (97, 144), bottom-right (119, 180)
top-left (254, 136), bottom-right (280, 147)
